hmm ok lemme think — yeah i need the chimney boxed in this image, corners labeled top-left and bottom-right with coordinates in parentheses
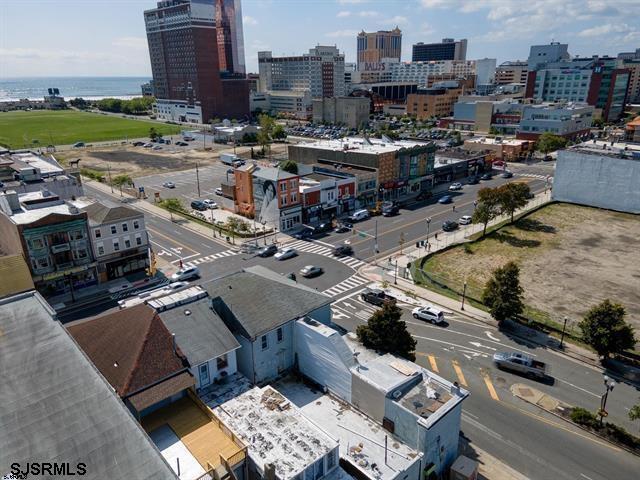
top-left (172, 333), bottom-right (177, 355)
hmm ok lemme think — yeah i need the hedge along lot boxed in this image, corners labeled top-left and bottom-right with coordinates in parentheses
top-left (0, 110), bottom-right (181, 148)
top-left (413, 203), bottom-right (640, 340)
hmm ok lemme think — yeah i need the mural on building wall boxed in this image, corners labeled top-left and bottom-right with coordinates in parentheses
top-left (253, 177), bottom-right (279, 226)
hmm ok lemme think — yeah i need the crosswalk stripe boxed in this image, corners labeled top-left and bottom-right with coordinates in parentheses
top-left (284, 239), bottom-right (365, 271)
top-left (482, 372), bottom-right (500, 401)
top-left (452, 360), bottom-right (468, 387)
top-left (428, 355), bottom-right (439, 373)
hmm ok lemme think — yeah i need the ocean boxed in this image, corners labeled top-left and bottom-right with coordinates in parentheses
top-left (0, 77), bottom-right (152, 102)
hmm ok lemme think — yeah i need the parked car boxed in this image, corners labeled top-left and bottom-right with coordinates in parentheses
top-left (480, 173), bottom-right (493, 181)
top-left (315, 222), bottom-right (333, 233)
top-left (459, 215), bottom-right (472, 225)
top-left (412, 306), bottom-right (445, 324)
top-left (300, 265), bottom-right (324, 278)
top-left (449, 182), bottom-right (463, 191)
top-left (467, 176), bottom-right (479, 185)
top-left (170, 266), bottom-right (200, 281)
top-left (215, 187), bottom-right (224, 196)
top-left (416, 191), bottom-right (433, 201)
top-left (332, 244), bottom-right (353, 257)
top-left (501, 171), bottom-right (514, 179)
top-left (72, 142), bottom-right (85, 148)
top-left (202, 199), bottom-right (218, 209)
top-left (442, 220), bottom-right (459, 232)
top-left (493, 352), bottom-right (548, 379)
top-left (163, 181), bottom-right (176, 189)
top-left (132, 141), bottom-right (145, 147)
top-left (438, 195), bottom-right (453, 204)
top-left (335, 223), bottom-right (352, 233)
top-left (381, 201), bottom-right (399, 217)
top-left (294, 227), bottom-right (315, 240)
top-left (257, 244), bottom-right (278, 257)
top-left (348, 209), bottom-right (370, 222)
top-left (274, 247), bottom-right (297, 260)
top-left (143, 143), bottom-right (153, 148)
top-left (190, 200), bottom-right (207, 211)
top-left (361, 288), bottom-right (396, 307)
top-left (152, 145), bottom-right (162, 150)
top-left (175, 141), bottom-right (188, 146)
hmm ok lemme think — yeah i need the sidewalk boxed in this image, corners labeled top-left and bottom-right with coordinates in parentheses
top-left (458, 436), bottom-right (531, 480)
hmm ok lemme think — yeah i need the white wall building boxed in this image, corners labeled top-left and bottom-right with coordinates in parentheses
top-left (153, 99), bottom-right (203, 124)
top-left (250, 90), bottom-right (312, 119)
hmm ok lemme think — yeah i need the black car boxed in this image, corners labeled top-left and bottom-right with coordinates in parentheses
top-left (258, 244), bottom-right (278, 257)
top-left (480, 173), bottom-right (493, 181)
top-left (381, 201), bottom-right (399, 217)
top-left (190, 200), bottom-right (207, 211)
top-left (294, 227), bottom-right (315, 240)
top-left (467, 176), bottom-right (479, 185)
top-left (501, 171), bottom-right (513, 179)
top-left (315, 222), bottom-right (333, 233)
top-left (361, 288), bottom-right (396, 307)
top-left (442, 220), bottom-right (459, 232)
top-left (333, 244), bottom-right (353, 257)
top-left (335, 223), bottom-right (352, 233)
top-left (132, 141), bottom-right (146, 147)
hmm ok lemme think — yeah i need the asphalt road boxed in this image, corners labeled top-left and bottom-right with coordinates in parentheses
top-left (330, 291), bottom-right (640, 480)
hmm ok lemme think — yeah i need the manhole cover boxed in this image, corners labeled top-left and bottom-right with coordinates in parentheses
top-left (519, 387), bottom-right (534, 397)
top-left (495, 377), bottom-right (507, 387)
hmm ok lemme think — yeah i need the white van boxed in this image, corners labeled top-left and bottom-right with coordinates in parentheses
top-left (348, 209), bottom-right (370, 222)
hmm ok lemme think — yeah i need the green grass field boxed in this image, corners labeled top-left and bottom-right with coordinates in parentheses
top-left (0, 110), bottom-right (181, 148)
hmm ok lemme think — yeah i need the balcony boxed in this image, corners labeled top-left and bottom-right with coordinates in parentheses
top-left (50, 243), bottom-right (70, 254)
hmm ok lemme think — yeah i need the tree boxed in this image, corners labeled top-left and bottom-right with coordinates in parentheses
top-left (279, 159), bottom-right (298, 174)
top-left (472, 187), bottom-right (501, 237)
top-left (159, 198), bottom-right (185, 212)
top-left (149, 127), bottom-right (159, 141)
top-left (112, 174), bottom-right (132, 196)
top-left (536, 132), bottom-right (568, 154)
top-left (356, 302), bottom-right (417, 361)
top-left (482, 261), bottom-right (524, 323)
top-left (578, 300), bottom-right (635, 358)
top-left (488, 126), bottom-right (500, 136)
top-left (272, 124), bottom-right (287, 140)
top-left (257, 114), bottom-right (275, 158)
top-left (629, 403), bottom-right (640, 423)
top-left (497, 182), bottom-right (531, 223)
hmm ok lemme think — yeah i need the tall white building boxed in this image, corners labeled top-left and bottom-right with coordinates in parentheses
top-left (258, 46), bottom-right (346, 98)
top-left (388, 60), bottom-right (476, 84)
top-left (475, 58), bottom-right (497, 85)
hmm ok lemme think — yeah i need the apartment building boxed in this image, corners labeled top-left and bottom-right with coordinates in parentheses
top-left (495, 61), bottom-right (528, 85)
top-left (357, 28), bottom-right (402, 68)
top-left (250, 90), bottom-right (312, 119)
top-left (406, 81), bottom-right (465, 119)
top-left (412, 38), bottom-right (467, 62)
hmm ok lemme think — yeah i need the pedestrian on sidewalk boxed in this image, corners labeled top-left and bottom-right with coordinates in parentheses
top-left (452, 205), bottom-right (456, 212)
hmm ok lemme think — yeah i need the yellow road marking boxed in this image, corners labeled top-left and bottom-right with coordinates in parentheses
top-left (452, 360), bottom-right (468, 387)
top-left (147, 226), bottom-right (198, 255)
top-left (481, 371), bottom-right (500, 401)
top-left (428, 355), bottom-right (439, 373)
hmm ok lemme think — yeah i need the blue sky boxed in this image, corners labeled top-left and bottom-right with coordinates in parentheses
top-left (1, 0), bottom-right (639, 77)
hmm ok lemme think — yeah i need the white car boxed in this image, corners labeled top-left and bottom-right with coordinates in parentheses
top-left (449, 182), bottom-right (463, 191)
top-left (274, 247), bottom-right (297, 260)
top-left (300, 265), bottom-right (323, 278)
top-left (170, 266), bottom-right (200, 281)
top-left (152, 145), bottom-right (162, 150)
top-left (459, 215), bottom-right (472, 225)
top-left (412, 305), bottom-right (445, 324)
top-left (203, 199), bottom-right (218, 209)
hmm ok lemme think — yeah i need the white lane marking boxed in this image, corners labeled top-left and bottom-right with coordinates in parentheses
top-left (580, 474), bottom-right (594, 480)
top-left (485, 330), bottom-right (501, 342)
top-left (413, 335), bottom-right (488, 357)
top-left (469, 341), bottom-right (497, 351)
top-left (170, 253), bottom-right (200, 264)
top-left (555, 378), bottom-right (599, 398)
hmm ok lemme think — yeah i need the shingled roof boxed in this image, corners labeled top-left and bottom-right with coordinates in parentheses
top-left (66, 303), bottom-right (190, 398)
top-left (81, 201), bottom-right (141, 225)
top-left (0, 291), bottom-right (178, 480)
top-left (206, 265), bottom-right (331, 340)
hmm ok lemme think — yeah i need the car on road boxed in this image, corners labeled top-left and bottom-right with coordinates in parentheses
top-left (480, 173), bottom-right (493, 180)
top-left (274, 247), bottom-right (297, 260)
top-left (501, 171), bottom-right (514, 179)
top-left (152, 145), bottom-right (162, 150)
top-left (467, 176), bottom-right (479, 185)
top-left (493, 352), bottom-right (548, 379)
top-left (170, 266), bottom-right (200, 282)
top-left (72, 142), bottom-right (85, 148)
top-left (163, 181), bottom-right (176, 189)
top-left (132, 141), bottom-right (146, 147)
top-left (143, 143), bottom-right (153, 148)
top-left (381, 201), bottom-right (399, 217)
top-left (335, 223), bottom-right (352, 233)
top-left (442, 220), bottom-right (459, 232)
top-left (332, 244), bottom-right (353, 257)
top-left (300, 265), bottom-right (324, 278)
top-left (190, 200), bottom-right (207, 211)
top-left (215, 187), bottom-right (224, 196)
top-left (412, 305), bottom-right (445, 324)
top-left (202, 199), bottom-right (218, 209)
top-left (438, 195), bottom-right (453, 204)
top-left (294, 227), bottom-right (315, 240)
top-left (416, 191), bottom-right (433, 201)
top-left (315, 222), bottom-right (333, 233)
top-left (257, 244), bottom-right (278, 257)
top-left (449, 182), bottom-right (463, 191)
top-left (459, 215), bottom-right (472, 225)
top-left (176, 141), bottom-right (188, 146)
top-left (361, 288), bottom-right (396, 307)
top-left (348, 209), bottom-right (370, 222)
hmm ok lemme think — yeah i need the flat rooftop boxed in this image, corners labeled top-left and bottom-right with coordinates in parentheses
top-left (3, 151), bottom-right (65, 176)
top-left (569, 140), bottom-right (640, 160)
top-left (295, 137), bottom-right (432, 155)
top-left (215, 385), bottom-right (338, 479)
top-left (275, 379), bottom-right (422, 480)
top-left (465, 137), bottom-right (531, 146)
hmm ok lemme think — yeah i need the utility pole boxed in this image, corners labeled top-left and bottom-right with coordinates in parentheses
top-left (560, 316), bottom-right (568, 349)
top-left (108, 164), bottom-right (113, 193)
top-left (374, 219), bottom-right (378, 265)
top-left (399, 232), bottom-right (405, 254)
top-left (195, 162), bottom-right (201, 197)
top-left (461, 282), bottom-right (467, 310)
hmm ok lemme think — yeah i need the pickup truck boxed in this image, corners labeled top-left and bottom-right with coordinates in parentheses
top-left (493, 352), bottom-right (547, 379)
top-left (361, 288), bottom-right (396, 307)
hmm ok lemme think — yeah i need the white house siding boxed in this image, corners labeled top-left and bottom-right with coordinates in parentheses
top-left (192, 349), bottom-right (238, 390)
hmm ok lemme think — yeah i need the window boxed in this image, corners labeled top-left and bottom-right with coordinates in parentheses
top-left (280, 182), bottom-right (286, 192)
top-left (74, 248), bottom-right (88, 259)
top-left (136, 235), bottom-right (142, 246)
top-left (94, 229), bottom-right (101, 239)
top-left (277, 327), bottom-right (283, 343)
top-left (122, 223), bottom-right (128, 232)
top-left (327, 448), bottom-right (337, 469)
top-left (133, 220), bottom-right (140, 229)
top-left (30, 238), bottom-right (45, 249)
top-left (113, 241), bottom-right (120, 251)
top-left (111, 225), bottom-right (117, 235)
top-left (97, 244), bottom-right (105, 256)
top-left (124, 239), bottom-right (131, 249)
top-left (261, 335), bottom-right (268, 350)
top-left (36, 256), bottom-right (50, 269)
top-left (280, 194), bottom-right (287, 205)
top-left (70, 230), bottom-right (84, 240)
top-left (217, 354), bottom-right (228, 370)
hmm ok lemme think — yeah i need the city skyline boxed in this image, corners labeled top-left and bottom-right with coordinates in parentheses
top-left (1, 0), bottom-right (640, 77)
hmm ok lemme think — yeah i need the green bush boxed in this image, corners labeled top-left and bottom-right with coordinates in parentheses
top-left (80, 168), bottom-right (105, 182)
top-left (570, 407), bottom-right (599, 428)
top-left (463, 243), bottom-right (474, 255)
top-left (603, 422), bottom-right (640, 449)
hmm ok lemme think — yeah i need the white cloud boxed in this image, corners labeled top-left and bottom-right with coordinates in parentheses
top-left (111, 36), bottom-right (147, 49)
top-left (337, 11), bottom-right (351, 18)
top-left (325, 29), bottom-right (360, 38)
top-left (243, 15), bottom-right (258, 26)
top-left (359, 10), bottom-right (379, 17)
top-left (578, 23), bottom-right (632, 37)
top-left (380, 15), bottom-right (408, 25)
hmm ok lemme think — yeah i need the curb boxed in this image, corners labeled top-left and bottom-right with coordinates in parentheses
top-left (512, 391), bottom-right (640, 458)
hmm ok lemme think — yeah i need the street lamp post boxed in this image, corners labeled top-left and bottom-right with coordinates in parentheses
top-left (461, 282), bottom-right (467, 311)
top-left (560, 316), bottom-right (568, 349)
top-left (426, 217), bottom-right (432, 238)
top-left (599, 376), bottom-right (616, 426)
top-left (394, 257), bottom-right (398, 285)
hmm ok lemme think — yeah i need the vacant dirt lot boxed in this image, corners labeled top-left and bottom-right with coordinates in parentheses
top-left (58, 142), bottom-right (290, 177)
top-left (423, 203), bottom-right (640, 333)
